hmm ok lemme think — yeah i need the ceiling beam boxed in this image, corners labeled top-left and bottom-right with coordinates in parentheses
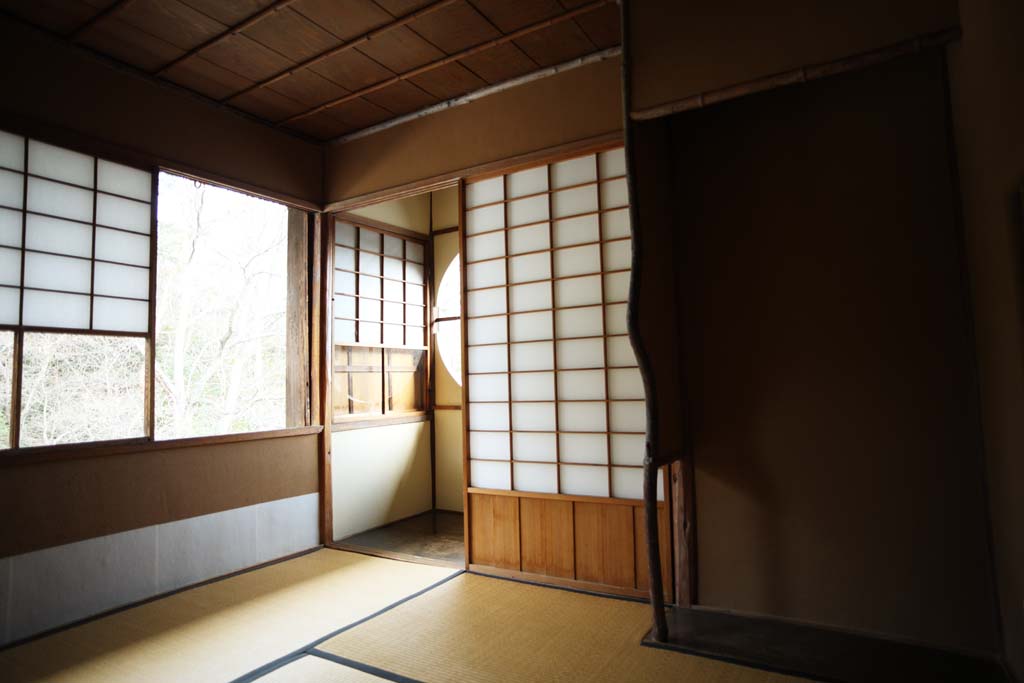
top-left (280, 0), bottom-right (616, 125)
top-left (153, 0), bottom-right (302, 77)
top-left (68, 0), bottom-right (139, 41)
top-left (222, 0), bottom-right (460, 104)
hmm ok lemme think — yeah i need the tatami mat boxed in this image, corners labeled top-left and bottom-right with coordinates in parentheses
top-left (254, 655), bottom-right (389, 683)
top-left (0, 549), bottom-right (456, 683)
top-left (319, 573), bottom-right (812, 682)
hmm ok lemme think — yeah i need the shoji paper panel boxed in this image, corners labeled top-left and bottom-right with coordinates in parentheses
top-left (464, 147), bottom-right (647, 499)
top-left (0, 130), bottom-right (153, 333)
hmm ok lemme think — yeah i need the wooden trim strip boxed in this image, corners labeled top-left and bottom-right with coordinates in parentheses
top-left (467, 174), bottom-right (628, 210)
top-left (223, 0), bottom-right (460, 104)
top-left (334, 213), bottom-right (430, 243)
top-left (465, 206), bottom-right (630, 240)
top-left (630, 27), bottom-right (961, 121)
top-left (282, 0), bottom-right (616, 124)
top-left (431, 225), bottom-right (460, 236)
top-left (68, 0), bottom-right (138, 40)
top-left (331, 413), bottom-right (429, 431)
top-left (469, 563), bottom-right (648, 600)
top-left (153, 0), bottom-right (302, 77)
top-left (468, 486), bottom-right (668, 508)
top-left (0, 425), bottom-right (324, 468)
top-left (470, 457), bottom-right (642, 469)
top-left (434, 404), bottom-right (462, 410)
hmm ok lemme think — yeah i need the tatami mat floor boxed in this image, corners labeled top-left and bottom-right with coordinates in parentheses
top-left (0, 548), bottom-right (811, 683)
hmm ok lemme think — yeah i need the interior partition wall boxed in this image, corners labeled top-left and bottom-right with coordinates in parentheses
top-left (463, 146), bottom-right (660, 500)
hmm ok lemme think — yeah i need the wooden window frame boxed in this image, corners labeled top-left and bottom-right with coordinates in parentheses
top-left (328, 214), bottom-right (432, 431)
top-left (0, 134), bottom-right (314, 457)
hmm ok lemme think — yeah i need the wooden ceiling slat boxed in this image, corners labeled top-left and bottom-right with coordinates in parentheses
top-left (571, 2), bottom-right (620, 49)
top-left (405, 1), bottom-right (500, 55)
top-left (176, 0), bottom-right (276, 26)
top-left (119, 0), bottom-right (225, 51)
top-left (232, 86), bottom-right (309, 120)
top-left (457, 42), bottom-right (539, 83)
top-left (153, 0), bottom-right (300, 76)
top-left (468, 0), bottom-right (563, 34)
top-left (513, 19), bottom-right (596, 67)
top-left (268, 69), bottom-right (351, 107)
top-left (408, 61), bottom-right (486, 100)
top-left (332, 98), bottom-right (394, 129)
top-left (223, 0), bottom-right (457, 103)
top-left (163, 55), bottom-right (255, 100)
top-left (81, 16), bottom-right (185, 71)
top-left (371, 0), bottom-right (436, 15)
top-left (69, 0), bottom-right (139, 40)
top-left (363, 81), bottom-right (439, 116)
top-left (309, 49), bottom-right (395, 92)
top-left (280, 0), bottom-right (614, 124)
top-left (201, 33), bottom-right (294, 81)
top-left (286, 109), bottom-right (352, 139)
top-left (0, 0), bottom-right (98, 35)
top-left (290, 0), bottom-right (391, 42)
top-left (354, 25), bottom-right (443, 73)
top-left (241, 7), bottom-right (338, 62)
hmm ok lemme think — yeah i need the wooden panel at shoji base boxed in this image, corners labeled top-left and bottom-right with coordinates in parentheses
top-left (469, 491), bottom-right (673, 600)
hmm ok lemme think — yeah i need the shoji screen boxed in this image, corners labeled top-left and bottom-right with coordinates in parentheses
top-left (0, 130), bottom-right (153, 333)
top-left (463, 147), bottom-right (658, 500)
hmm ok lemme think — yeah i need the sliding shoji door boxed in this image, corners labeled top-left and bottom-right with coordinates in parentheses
top-left (463, 147), bottom-right (659, 500)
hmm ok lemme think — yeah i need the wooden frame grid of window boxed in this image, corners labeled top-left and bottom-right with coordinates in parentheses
top-left (329, 216), bottom-right (432, 427)
top-left (461, 146), bottom-right (659, 501)
top-left (0, 128), bottom-right (156, 450)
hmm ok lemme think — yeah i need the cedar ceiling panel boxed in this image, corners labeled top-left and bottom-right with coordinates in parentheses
top-left (459, 42), bottom-right (538, 83)
top-left (176, 0), bottom-right (276, 26)
top-left (287, 109), bottom-right (350, 139)
top-left (291, 0), bottom-right (391, 41)
top-left (164, 55), bottom-right (254, 100)
top-left (267, 69), bottom-right (350, 107)
top-left (82, 17), bottom-right (185, 72)
top-left (515, 20), bottom-right (595, 67)
top-left (232, 86), bottom-right (308, 121)
top-left (355, 25), bottom-right (442, 73)
top-left (470, 0), bottom-right (563, 33)
top-left (312, 48), bottom-right (394, 91)
top-left (243, 7), bottom-right (339, 62)
top-left (571, 3), bottom-right (620, 49)
top-left (201, 33), bottom-right (294, 81)
top-left (333, 98), bottom-right (394, 129)
top-left (372, 0), bottom-right (436, 15)
top-left (407, 1), bottom-right (499, 54)
top-left (118, 0), bottom-right (225, 50)
top-left (363, 80), bottom-right (438, 116)
top-left (0, 0), bottom-right (99, 34)
top-left (408, 61), bottom-right (486, 99)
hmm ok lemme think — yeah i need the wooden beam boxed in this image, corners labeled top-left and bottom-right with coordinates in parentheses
top-left (153, 0), bottom-right (302, 77)
top-left (280, 0), bottom-right (617, 125)
top-left (68, 0), bottom-right (138, 41)
top-left (222, 0), bottom-right (460, 104)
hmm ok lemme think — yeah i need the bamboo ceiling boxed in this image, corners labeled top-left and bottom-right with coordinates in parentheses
top-left (0, 0), bottom-right (621, 141)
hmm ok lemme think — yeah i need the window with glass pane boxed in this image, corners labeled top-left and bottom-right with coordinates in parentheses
top-left (332, 220), bottom-right (428, 422)
top-left (19, 333), bottom-right (146, 447)
top-left (155, 172), bottom-right (301, 439)
top-left (0, 129), bottom-right (154, 449)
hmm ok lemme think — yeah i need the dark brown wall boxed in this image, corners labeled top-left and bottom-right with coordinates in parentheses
top-left (0, 434), bottom-right (319, 558)
top-left (0, 17), bottom-right (322, 206)
top-left (947, 0), bottom-right (1024, 675)
top-left (628, 0), bottom-right (958, 114)
top-left (325, 57), bottom-right (623, 204)
top-left (631, 51), bottom-right (998, 653)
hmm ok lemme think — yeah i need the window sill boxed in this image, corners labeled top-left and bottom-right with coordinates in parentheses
top-left (0, 425), bottom-right (324, 468)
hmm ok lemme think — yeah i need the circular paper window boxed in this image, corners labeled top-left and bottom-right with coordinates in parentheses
top-left (435, 255), bottom-right (462, 385)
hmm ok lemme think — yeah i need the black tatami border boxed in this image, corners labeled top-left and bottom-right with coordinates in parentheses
top-left (229, 569), bottom-right (464, 683)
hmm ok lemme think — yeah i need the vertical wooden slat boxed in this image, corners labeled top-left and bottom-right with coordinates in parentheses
top-left (546, 163), bottom-right (562, 496)
top-left (318, 214), bottom-right (334, 544)
top-left (502, 175), bottom-right (513, 492)
top-left (286, 208), bottom-right (310, 427)
top-left (309, 213), bottom-right (322, 428)
top-left (634, 503), bottom-right (673, 599)
top-left (520, 497), bottom-right (574, 578)
top-left (574, 501), bottom-right (635, 588)
top-left (144, 167), bottom-right (158, 440)
top-left (459, 180), bottom-right (472, 568)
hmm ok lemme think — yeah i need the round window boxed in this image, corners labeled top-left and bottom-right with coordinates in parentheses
top-left (435, 255), bottom-right (462, 385)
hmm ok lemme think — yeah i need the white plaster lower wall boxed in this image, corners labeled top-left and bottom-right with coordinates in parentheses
top-left (331, 421), bottom-right (432, 540)
top-left (0, 492), bottom-right (319, 646)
